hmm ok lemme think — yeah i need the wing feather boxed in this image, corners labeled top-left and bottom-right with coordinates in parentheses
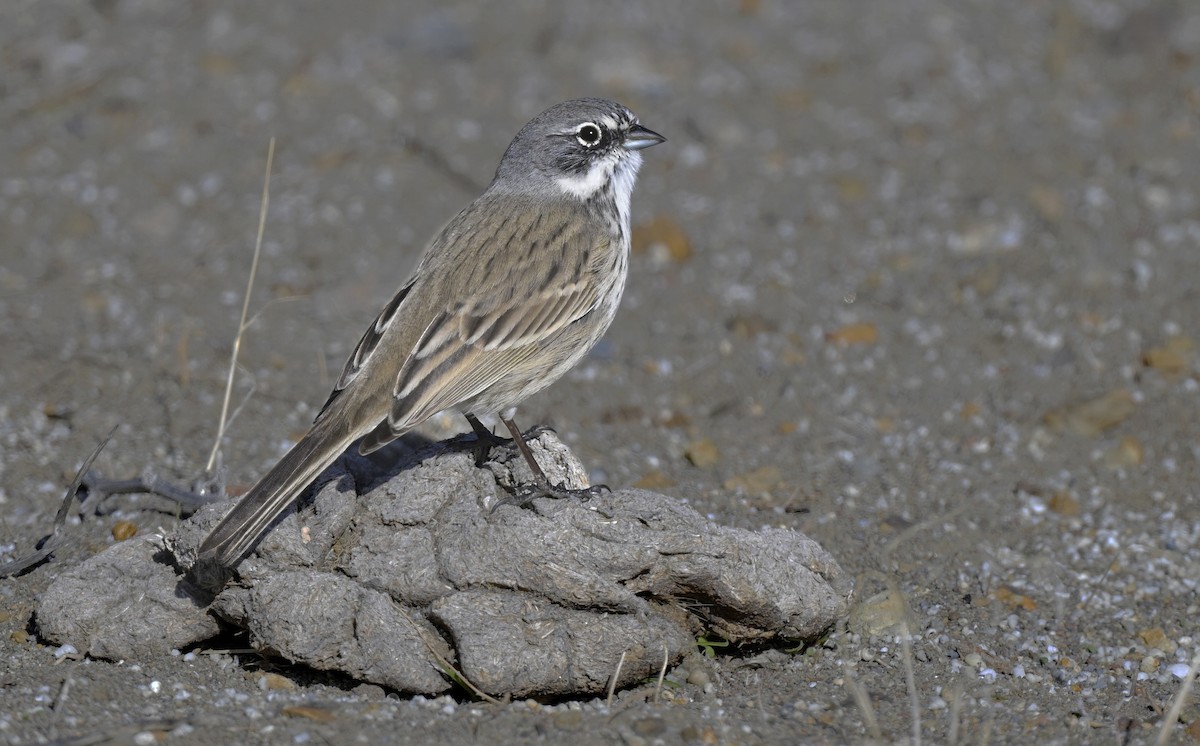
top-left (381, 237), bottom-right (607, 436)
top-left (353, 194), bottom-right (612, 452)
top-left (317, 278), bottom-right (415, 418)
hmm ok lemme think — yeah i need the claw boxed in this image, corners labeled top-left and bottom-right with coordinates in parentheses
top-left (491, 477), bottom-right (607, 511)
top-left (464, 413), bottom-right (513, 466)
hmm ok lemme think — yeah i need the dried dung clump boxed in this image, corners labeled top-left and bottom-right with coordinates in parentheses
top-left (37, 432), bottom-right (853, 697)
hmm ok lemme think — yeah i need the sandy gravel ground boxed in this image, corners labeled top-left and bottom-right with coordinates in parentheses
top-left (2, 1), bottom-right (1200, 744)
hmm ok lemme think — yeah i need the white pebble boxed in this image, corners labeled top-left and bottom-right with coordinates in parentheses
top-left (1168, 663), bottom-right (1193, 679)
top-left (53, 644), bottom-right (77, 659)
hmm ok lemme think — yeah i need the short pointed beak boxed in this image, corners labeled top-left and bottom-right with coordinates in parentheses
top-left (623, 123), bottom-right (666, 151)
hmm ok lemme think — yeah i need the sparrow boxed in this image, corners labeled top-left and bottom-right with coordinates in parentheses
top-left (194, 98), bottom-right (665, 571)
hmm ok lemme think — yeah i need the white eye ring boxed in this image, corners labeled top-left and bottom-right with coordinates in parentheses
top-left (576, 122), bottom-right (602, 147)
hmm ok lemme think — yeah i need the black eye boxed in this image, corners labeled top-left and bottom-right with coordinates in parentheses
top-left (576, 122), bottom-right (602, 147)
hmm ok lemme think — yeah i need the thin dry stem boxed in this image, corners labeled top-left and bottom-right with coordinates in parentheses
top-left (0, 426), bottom-right (116, 578)
top-left (881, 499), bottom-right (970, 569)
top-left (1156, 652), bottom-right (1200, 746)
top-left (52, 676), bottom-right (72, 713)
top-left (606, 651), bottom-right (627, 708)
top-left (843, 664), bottom-right (882, 741)
top-left (392, 600), bottom-right (499, 704)
top-left (979, 711), bottom-right (993, 746)
top-left (653, 643), bottom-right (668, 704)
top-left (205, 137), bottom-right (275, 475)
top-left (1079, 553), bottom-right (1120, 614)
top-left (946, 680), bottom-right (964, 746)
top-left (900, 622), bottom-right (922, 746)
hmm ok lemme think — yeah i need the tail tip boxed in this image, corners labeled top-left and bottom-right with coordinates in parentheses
top-left (187, 553), bottom-right (236, 594)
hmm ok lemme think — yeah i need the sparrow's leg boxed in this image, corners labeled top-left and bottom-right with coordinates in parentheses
top-left (463, 413), bottom-right (512, 467)
top-left (499, 415), bottom-right (610, 503)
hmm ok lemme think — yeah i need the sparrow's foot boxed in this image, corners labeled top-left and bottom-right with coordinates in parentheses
top-left (493, 479), bottom-right (611, 510)
top-left (463, 413), bottom-right (514, 466)
top-left (530, 478), bottom-right (610, 500)
top-left (476, 414), bottom-right (612, 510)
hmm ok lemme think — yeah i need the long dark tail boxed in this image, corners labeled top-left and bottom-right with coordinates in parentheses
top-left (195, 414), bottom-right (357, 569)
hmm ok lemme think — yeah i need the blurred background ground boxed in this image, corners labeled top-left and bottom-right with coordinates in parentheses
top-left (2, 1), bottom-right (1200, 743)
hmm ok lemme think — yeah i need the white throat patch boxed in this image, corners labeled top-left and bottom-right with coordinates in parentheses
top-left (555, 159), bottom-right (614, 200)
top-left (555, 151), bottom-right (644, 228)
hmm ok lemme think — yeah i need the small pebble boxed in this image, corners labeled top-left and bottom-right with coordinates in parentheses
top-left (111, 520), bottom-right (138, 541)
top-left (257, 673), bottom-right (296, 691)
top-left (53, 644), bottom-right (77, 659)
top-left (1168, 663), bottom-right (1193, 679)
top-left (632, 717), bottom-right (666, 736)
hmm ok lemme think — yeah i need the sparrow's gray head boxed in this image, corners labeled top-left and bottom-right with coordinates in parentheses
top-left (492, 97), bottom-right (665, 202)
